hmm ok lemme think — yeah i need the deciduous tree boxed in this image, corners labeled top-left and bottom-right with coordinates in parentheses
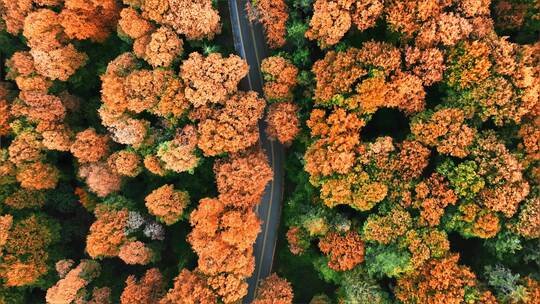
top-left (156, 125), bottom-right (199, 173)
top-left (1, 214), bottom-right (59, 287)
top-left (318, 231), bottom-right (365, 271)
top-left (121, 268), bottom-right (165, 304)
top-left (260, 56), bottom-right (298, 101)
top-left (411, 108), bottom-right (476, 158)
top-left (16, 161), bottom-right (59, 190)
top-left (107, 150), bottom-right (142, 177)
top-left (70, 129), bottom-right (109, 164)
top-left (86, 205), bottom-right (129, 258)
top-left (214, 149), bottom-right (272, 208)
top-left (160, 269), bottom-right (217, 304)
top-left (395, 255), bottom-right (477, 304)
top-left (78, 162), bottom-right (122, 198)
top-left (304, 108), bottom-right (364, 180)
top-left (59, 0), bottom-right (120, 42)
top-left (118, 241), bottom-right (154, 265)
top-left (180, 52), bottom-right (248, 107)
top-left (250, 0), bottom-right (289, 48)
top-left (197, 91), bottom-right (265, 156)
top-left (363, 209), bottom-right (412, 245)
top-left (515, 197), bottom-right (540, 239)
top-left (141, 0), bottom-right (221, 40)
top-left (145, 184), bottom-right (189, 225)
top-left (265, 102), bottom-right (300, 145)
top-left (46, 260), bottom-right (100, 304)
top-left (253, 273), bottom-right (294, 304)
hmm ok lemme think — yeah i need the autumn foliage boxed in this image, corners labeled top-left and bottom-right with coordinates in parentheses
top-left (71, 128), bottom-right (109, 164)
top-left (395, 255), bottom-right (477, 304)
top-left (411, 108), bottom-right (476, 158)
top-left (46, 260), bottom-right (101, 304)
top-left (86, 205), bottom-right (129, 259)
top-left (145, 184), bottom-right (189, 225)
top-left (260, 56), bottom-right (301, 145)
top-left (118, 241), bottom-right (154, 265)
top-left (188, 197), bottom-right (260, 301)
top-left (265, 102), bottom-right (300, 145)
top-left (60, 0), bottom-right (120, 42)
top-left (118, 7), bottom-right (182, 68)
top-left (108, 150), bottom-right (142, 177)
top-left (0, 214), bottom-right (58, 287)
top-left (141, 0), bottom-right (221, 40)
top-left (318, 231), bottom-right (365, 271)
top-left (196, 91), bottom-right (265, 156)
top-left (214, 149), bottom-right (273, 208)
top-left (156, 125), bottom-right (199, 173)
top-left (288, 0), bottom-right (540, 303)
top-left (249, 0), bottom-right (289, 48)
top-left (160, 269), bottom-right (217, 304)
top-left (20, 7), bottom-right (90, 81)
top-left (311, 42), bottom-right (426, 114)
top-left (120, 268), bottom-right (165, 303)
top-left (180, 52), bottom-right (248, 107)
top-left (0, 83), bottom-right (12, 136)
top-left (0, 0), bottom-right (539, 302)
top-left (17, 161), bottom-right (59, 190)
top-left (186, 147), bottom-right (272, 302)
top-left (253, 273), bottom-right (294, 304)
top-left (79, 162), bottom-right (122, 197)
top-left (306, 0), bottom-right (384, 47)
top-left (260, 56), bottom-right (298, 101)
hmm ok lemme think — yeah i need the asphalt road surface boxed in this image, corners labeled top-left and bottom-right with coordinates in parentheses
top-left (227, 0), bottom-right (286, 302)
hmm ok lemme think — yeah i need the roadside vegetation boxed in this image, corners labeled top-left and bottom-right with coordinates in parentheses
top-left (0, 0), bottom-right (539, 303)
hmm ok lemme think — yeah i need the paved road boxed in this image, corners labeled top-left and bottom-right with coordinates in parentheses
top-left (227, 0), bottom-right (286, 302)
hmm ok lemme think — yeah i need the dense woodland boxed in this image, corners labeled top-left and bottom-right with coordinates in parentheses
top-left (0, 0), bottom-right (539, 303)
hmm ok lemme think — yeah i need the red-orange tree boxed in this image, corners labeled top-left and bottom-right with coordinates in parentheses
top-left (145, 184), bottom-right (189, 225)
top-left (318, 231), bottom-right (365, 271)
top-left (121, 268), bottom-right (165, 304)
top-left (196, 91), bottom-right (265, 156)
top-left (214, 149), bottom-right (273, 209)
top-left (395, 255), bottom-right (477, 304)
top-left (253, 273), bottom-right (294, 304)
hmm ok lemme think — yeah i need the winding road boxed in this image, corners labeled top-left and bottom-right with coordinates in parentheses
top-left (227, 0), bottom-right (286, 302)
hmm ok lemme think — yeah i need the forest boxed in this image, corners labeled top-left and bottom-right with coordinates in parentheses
top-left (0, 0), bottom-right (539, 303)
